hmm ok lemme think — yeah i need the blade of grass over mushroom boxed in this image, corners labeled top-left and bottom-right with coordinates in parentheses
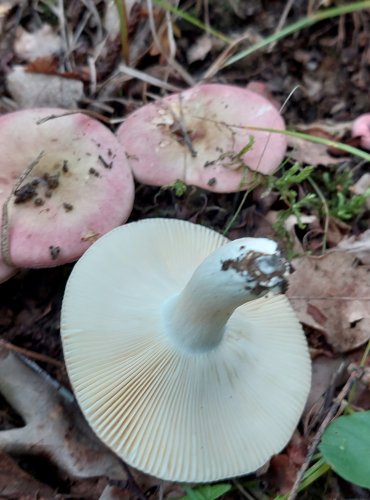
top-left (117, 84), bottom-right (287, 192)
top-left (223, 1), bottom-right (370, 68)
top-left (153, 0), bottom-right (232, 43)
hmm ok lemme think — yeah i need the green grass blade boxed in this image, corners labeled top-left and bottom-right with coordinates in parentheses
top-left (224, 1), bottom-right (370, 67)
top-left (153, 0), bottom-right (232, 43)
top-left (245, 126), bottom-right (370, 163)
top-left (114, 0), bottom-right (130, 64)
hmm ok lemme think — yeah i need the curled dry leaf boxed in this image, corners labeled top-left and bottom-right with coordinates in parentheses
top-left (287, 252), bottom-right (370, 353)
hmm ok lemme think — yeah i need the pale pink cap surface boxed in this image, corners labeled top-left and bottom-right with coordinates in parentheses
top-left (117, 84), bottom-right (287, 192)
top-left (352, 113), bottom-right (370, 150)
top-left (0, 109), bottom-right (134, 268)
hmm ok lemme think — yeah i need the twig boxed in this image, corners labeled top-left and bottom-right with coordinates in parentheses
top-left (147, 0), bottom-right (195, 86)
top-left (232, 479), bottom-right (256, 500)
top-left (288, 368), bottom-right (363, 500)
top-left (268, 0), bottom-right (295, 52)
top-left (118, 63), bottom-right (183, 92)
top-left (0, 340), bottom-right (64, 368)
top-left (36, 109), bottom-right (111, 124)
top-left (1, 151), bottom-right (44, 267)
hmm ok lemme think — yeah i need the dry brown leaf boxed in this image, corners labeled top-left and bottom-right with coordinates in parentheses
top-left (0, 451), bottom-right (54, 498)
top-left (288, 135), bottom-right (345, 166)
top-left (187, 34), bottom-right (213, 63)
top-left (288, 120), bottom-right (352, 166)
top-left (306, 356), bottom-right (344, 411)
top-left (337, 229), bottom-right (370, 264)
top-left (287, 252), bottom-right (370, 352)
top-left (267, 432), bottom-right (307, 494)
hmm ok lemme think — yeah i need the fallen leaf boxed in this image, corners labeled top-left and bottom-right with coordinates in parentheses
top-left (305, 355), bottom-right (345, 413)
top-left (288, 135), bottom-right (345, 166)
top-left (187, 34), bottom-right (213, 63)
top-left (0, 451), bottom-right (54, 498)
top-left (14, 25), bottom-right (62, 62)
top-left (267, 432), bottom-right (307, 494)
top-left (288, 120), bottom-right (352, 166)
top-left (25, 56), bottom-right (58, 74)
top-left (287, 252), bottom-right (370, 352)
top-left (0, 347), bottom-right (124, 479)
top-left (6, 66), bottom-right (83, 108)
top-left (337, 229), bottom-right (370, 264)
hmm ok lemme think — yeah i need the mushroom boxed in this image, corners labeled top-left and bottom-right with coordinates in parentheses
top-left (352, 113), bottom-right (370, 150)
top-left (61, 218), bottom-right (311, 483)
top-left (0, 260), bottom-right (17, 284)
top-left (0, 108), bottom-right (134, 271)
top-left (116, 84), bottom-right (287, 192)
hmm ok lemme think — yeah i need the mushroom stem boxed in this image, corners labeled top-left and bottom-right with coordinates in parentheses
top-left (163, 238), bottom-right (289, 353)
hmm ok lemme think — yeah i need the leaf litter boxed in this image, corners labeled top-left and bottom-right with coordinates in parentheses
top-left (0, 0), bottom-right (369, 499)
top-left (288, 251), bottom-right (370, 353)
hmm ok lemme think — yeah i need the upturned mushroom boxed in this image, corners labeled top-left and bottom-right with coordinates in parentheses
top-left (116, 84), bottom-right (287, 192)
top-left (0, 108), bottom-right (134, 273)
top-left (61, 218), bottom-right (311, 483)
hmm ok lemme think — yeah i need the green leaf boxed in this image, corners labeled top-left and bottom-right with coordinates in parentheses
top-left (319, 411), bottom-right (370, 488)
top-left (180, 483), bottom-right (232, 500)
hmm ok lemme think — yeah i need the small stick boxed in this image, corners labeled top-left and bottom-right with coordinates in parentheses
top-left (1, 151), bottom-right (44, 267)
top-left (0, 340), bottom-right (64, 368)
top-left (288, 368), bottom-right (363, 500)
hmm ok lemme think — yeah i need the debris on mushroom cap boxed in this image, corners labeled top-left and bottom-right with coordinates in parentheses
top-left (352, 113), bottom-right (370, 150)
top-left (61, 218), bottom-right (311, 483)
top-left (0, 108), bottom-right (135, 268)
top-left (116, 84), bottom-right (287, 193)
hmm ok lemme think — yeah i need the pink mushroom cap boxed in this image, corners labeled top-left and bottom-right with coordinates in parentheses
top-left (0, 260), bottom-right (17, 284)
top-left (0, 109), bottom-right (134, 269)
top-left (352, 113), bottom-right (370, 150)
top-left (116, 84), bottom-right (287, 193)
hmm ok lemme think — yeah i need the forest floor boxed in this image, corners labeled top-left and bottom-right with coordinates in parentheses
top-left (0, 1), bottom-right (370, 499)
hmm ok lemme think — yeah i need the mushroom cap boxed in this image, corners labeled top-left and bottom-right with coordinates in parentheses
top-left (0, 260), bottom-right (17, 284)
top-left (116, 84), bottom-right (287, 192)
top-left (0, 108), bottom-right (134, 268)
top-left (352, 113), bottom-right (370, 150)
top-left (61, 218), bottom-right (311, 482)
